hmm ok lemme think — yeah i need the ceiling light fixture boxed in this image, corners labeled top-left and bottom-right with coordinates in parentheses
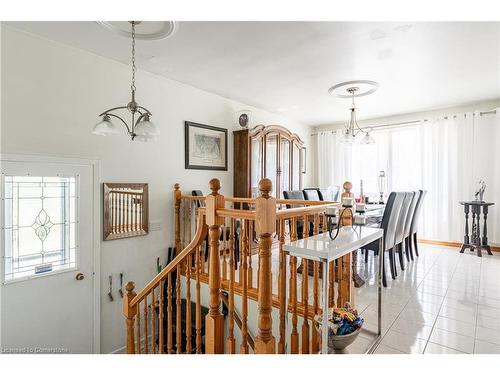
top-left (328, 80), bottom-right (378, 145)
top-left (93, 21), bottom-right (158, 142)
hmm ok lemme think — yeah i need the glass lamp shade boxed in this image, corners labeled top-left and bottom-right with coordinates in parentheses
top-left (135, 116), bottom-right (159, 137)
top-left (134, 134), bottom-right (157, 142)
top-left (360, 132), bottom-right (375, 145)
top-left (339, 130), bottom-right (354, 144)
top-left (92, 116), bottom-right (120, 136)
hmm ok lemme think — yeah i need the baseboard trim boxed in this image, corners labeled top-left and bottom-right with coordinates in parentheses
top-left (418, 239), bottom-right (500, 252)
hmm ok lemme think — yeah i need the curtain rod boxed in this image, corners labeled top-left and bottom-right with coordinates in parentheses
top-left (310, 109), bottom-right (497, 136)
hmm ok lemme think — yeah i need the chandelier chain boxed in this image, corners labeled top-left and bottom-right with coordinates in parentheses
top-left (131, 21), bottom-right (136, 93)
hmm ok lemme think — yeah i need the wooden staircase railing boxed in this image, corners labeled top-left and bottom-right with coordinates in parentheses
top-left (124, 178), bottom-right (355, 354)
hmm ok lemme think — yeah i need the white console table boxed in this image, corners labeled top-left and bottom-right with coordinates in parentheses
top-left (284, 226), bottom-right (384, 354)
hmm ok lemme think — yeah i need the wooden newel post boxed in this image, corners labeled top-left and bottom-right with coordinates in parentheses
top-left (174, 183), bottom-right (182, 255)
top-left (205, 178), bottom-right (225, 354)
top-left (123, 281), bottom-right (137, 354)
top-left (254, 178), bottom-right (277, 354)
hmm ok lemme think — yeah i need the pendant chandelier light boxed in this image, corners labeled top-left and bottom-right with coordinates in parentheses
top-left (93, 21), bottom-right (158, 142)
top-left (328, 80), bottom-right (378, 145)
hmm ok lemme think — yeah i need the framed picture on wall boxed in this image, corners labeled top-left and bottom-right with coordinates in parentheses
top-left (185, 121), bottom-right (228, 170)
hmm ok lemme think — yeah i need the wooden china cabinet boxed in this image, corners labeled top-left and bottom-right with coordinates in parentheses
top-left (233, 125), bottom-right (304, 200)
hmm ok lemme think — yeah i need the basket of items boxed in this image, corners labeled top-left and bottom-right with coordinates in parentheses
top-left (314, 302), bottom-right (364, 351)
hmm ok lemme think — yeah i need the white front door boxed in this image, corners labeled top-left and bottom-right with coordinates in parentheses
top-left (1, 159), bottom-right (97, 353)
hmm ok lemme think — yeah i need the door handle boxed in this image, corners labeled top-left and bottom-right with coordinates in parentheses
top-left (75, 273), bottom-right (84, 281)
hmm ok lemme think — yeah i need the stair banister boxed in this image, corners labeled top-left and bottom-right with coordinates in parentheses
top-left (254, 178), bottom-right (277, 354)
top-left (204, 178), bottom-right (225, 354)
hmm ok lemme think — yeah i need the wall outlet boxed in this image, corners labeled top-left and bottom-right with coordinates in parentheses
top-left (150, 221), bottom-right (161, 231)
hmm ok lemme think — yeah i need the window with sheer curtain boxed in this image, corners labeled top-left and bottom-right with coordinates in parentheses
top-left (316, 111), bottom-right (500, 244)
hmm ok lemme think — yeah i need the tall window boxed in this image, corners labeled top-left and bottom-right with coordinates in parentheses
top-left (2, 176), bottom-right (78, 282)
top-left (316, 111), bottom-right (500, 243)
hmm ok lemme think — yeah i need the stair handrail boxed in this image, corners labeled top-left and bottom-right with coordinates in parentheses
top-left (130, 211), bottom-right (208, 306)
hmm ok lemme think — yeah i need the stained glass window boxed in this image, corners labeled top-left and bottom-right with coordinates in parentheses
top-left (2, 176), bottom-right (78, 282)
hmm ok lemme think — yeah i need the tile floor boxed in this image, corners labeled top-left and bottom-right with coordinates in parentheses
top-left (350, 243), bottom-right (500, 354)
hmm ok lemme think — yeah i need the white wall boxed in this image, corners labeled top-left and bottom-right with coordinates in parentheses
top-left (0, 25), bottom-right (312, 353)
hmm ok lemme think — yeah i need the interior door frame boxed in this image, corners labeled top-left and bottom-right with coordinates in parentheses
top-left (0, 153), bottom-right (101, 353)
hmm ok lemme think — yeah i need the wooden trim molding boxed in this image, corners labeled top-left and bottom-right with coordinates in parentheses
top-left (249, 124), bottom-right (304, 146)
top-left (418, 239), bottom-right (500, 252)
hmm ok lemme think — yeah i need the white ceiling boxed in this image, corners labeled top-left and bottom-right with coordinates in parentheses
top-left (7, 21), bottom-right (500, 126)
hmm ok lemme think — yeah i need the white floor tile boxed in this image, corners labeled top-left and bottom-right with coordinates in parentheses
top-left (475, 325), bottom-right (500, 346)
top-left (474, 339), bottom-right (500, 354)
top-left (434, 316), bottom-right (476, 337)
top-left (399, 307), bottom-right (437, 325)
top-left (476, 314), bottom-right (500, 331)
top-left (406, 300), bottom-right (442, 314)
top-left (424, 342), bottom-right (467, 354)
top-left (374, 344), bottom-right (405, 354)
top-left (380, 330), bottom-right (427, 354)
top-left (439, 305), bottom-right (477, 323)
top-left (441, 297), bottom-right (477, 313)
top-left (345, 242), bottom-right (500, 355)
top-left (428, 328), bottom-right (474, 353)
top-left (391, 318), bottom-right (433, 340)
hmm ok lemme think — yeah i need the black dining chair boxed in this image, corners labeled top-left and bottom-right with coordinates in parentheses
top-left (402, 191), bottom-right (420, 261)
top-left (362, 191), bottom-right (405, 286)
top-left (394, 192), bottom-right (414, 272)
top-left (303, 188), bottom-right (321, 201)
top-left (409, 190), bottom-right (427, 257)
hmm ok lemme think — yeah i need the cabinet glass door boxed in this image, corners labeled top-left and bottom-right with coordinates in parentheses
top-left (280, 138), bottom-right (290, 198)
top-left (250, 137), bottom-right (262, 198)
top-left (265, 135), bottom-right (278, 197)
top-left (292, 143), bottom-right (301, 190)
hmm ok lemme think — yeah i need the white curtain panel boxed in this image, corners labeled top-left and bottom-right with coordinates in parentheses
top-left (316, 110), bottom-right (500, 244)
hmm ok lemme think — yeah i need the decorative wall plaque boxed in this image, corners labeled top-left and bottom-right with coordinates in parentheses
top-left (103, 183), bottom-right (149, 240)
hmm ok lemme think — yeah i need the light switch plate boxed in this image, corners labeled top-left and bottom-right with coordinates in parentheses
top-left (150, 221), bottom-right (161, 231)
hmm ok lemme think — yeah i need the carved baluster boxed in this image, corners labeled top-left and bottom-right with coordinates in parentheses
top-left (312, 214), bottom-right (320, 353)
top-left (136, 300), bottom-right (141, 353)
top-left (151, 288), bottom-right (156, 354)
top-left (159, 281), bottom-right (164, 354)
top-left (201, 242), bottom-right (207, 275)
top-left (222, 221), bottom-right (228, 281)
top-left (189, 201), bottom-right (193, 243)
top-left (205, 178), bottom-right (225, 354)
top-left (182, 200), bottom-right (186, 249)
top-left (248, 220), bottom-right (254, 289)
top-left (290, 217), bottom-right (299, 354)
top-left (123, 282), bottom-right (137, 354)
top-left (240, 219), bottom-right (249, 354)
top-left (139, 193), bottom-right (143, 231)
top-left (254, 179), bottom-right (276, 354)
top-left (195, 246), bottom-right (202, 353)
top-left (118, 192), bottom-right (122, 233)
top-left (278, 219), bottom-right (286, 354)
top-left (227, 218), bottom-right (236, 353)
top-left (134, 194), bottom-right (138, 232)
top-left (125, 194), bottom-right (129, 232)
top-left (167, 273), bottom-right (173, 354)
top-left (301, 258), bottom-right (310, 354)
top-left (302, 213), bottom-right (308, 239)
top-left (176, 264), bottom-right (182, 353)
top-left (322, 213), bottom-right (327, 234)
top-left (143, 294), bottom-right (148, 354)
top-left (174, 184), bottom-right (182, 255)
top-left (185, 256), bottom-right (192, 354)
top-left (301, 213), bottom-right (310, 354)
